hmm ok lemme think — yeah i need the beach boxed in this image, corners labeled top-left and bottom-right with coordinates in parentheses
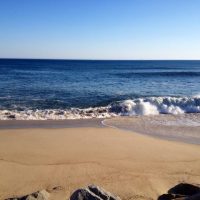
top-left (1, 0), bottom-right (200, 199)
top-left (0, 120), bottom-right (199, 200)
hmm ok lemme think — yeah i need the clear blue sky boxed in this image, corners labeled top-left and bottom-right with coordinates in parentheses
top-left (0, 0), bottom-right (200, 59)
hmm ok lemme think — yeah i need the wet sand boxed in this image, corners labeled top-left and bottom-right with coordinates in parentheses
top-left (103, 115), bottom-right (200, 145)
top-left (0, 120), bottom-right (200, 200)
top-left (0, 118), bottom-right (103, 129)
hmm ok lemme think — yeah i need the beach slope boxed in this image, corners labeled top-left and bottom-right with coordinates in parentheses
top-left (0, 126), bottom-right (199, 200)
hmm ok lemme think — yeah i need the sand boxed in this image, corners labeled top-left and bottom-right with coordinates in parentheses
top-left (0, 122), bottom-right (200, 200)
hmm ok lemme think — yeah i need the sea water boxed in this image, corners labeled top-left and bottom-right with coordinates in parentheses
top-left (0, 59), bottom-right (200, 120)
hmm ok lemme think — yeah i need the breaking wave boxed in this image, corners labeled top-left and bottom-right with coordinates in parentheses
top-left (110, 96), bottom-right (200, 115)
top-left (1, 96), bottom-right (200, 120)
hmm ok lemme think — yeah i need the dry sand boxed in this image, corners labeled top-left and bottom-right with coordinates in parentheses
top-left (0, 123), bottom-right (199, 200)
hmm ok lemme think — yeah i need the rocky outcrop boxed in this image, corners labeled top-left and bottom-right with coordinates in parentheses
top-left (6, 190), bottom-right (50, 200)
top-left (70, 185), bottom-right (121, 200)
top-left (158, 183), bottom-right (200, 200)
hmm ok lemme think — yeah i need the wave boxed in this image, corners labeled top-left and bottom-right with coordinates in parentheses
top-left (110, 96), bottom-right (200, 115)
top-left (0, 96), bottom-right (200, 120)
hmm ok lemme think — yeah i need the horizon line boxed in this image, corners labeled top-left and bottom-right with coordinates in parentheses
top-left (0, 57), bottom-right (200, 61)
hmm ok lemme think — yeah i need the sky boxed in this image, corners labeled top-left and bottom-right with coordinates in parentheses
top-left (0, 0), bottom-right (200, 60)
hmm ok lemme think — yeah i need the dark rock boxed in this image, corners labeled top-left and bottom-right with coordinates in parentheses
top-left (70, 188), bottom-right (100, 200)
top-left (88, 185), bottom-right (116, 200)
top-left (157, 193), bottom-right (186, 200)
top-left (158, 194), bottom-right (176, 200)
top-left (157, 183), bottom-right (200, 200)
top-left (168, 183), bottom-right (200, 196)
top-left (70, 185), bottom-right (121, 200)
top-left (186, 193), bottom-right (200, 200)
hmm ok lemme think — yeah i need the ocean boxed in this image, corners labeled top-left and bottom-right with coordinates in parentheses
top-left (0, 59), bottom-right (200, 120)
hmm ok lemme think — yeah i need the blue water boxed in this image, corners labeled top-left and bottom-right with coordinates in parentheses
top-left (0, 59), bottom-right (200, 119)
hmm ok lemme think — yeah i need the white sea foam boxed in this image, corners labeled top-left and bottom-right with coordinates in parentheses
top-left (193, 93), bottom-right (200, 98)
top-left (0, 107), bottom-right (116, 120)
top-left (111, 96), bottom-right (200, 115)
top-left (0, 96), bottom-right (200, 120)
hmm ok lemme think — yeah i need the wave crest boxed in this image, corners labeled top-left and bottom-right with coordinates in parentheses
top-left (0, 96), bottom-right (200, 120)
top-left (110, 96), bottom-right (200, 115)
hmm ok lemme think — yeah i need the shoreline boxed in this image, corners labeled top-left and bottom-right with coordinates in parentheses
top-left (0, 118), bottom-right (104, 129)
top-left (1, 117), bottom-right (200, 146)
